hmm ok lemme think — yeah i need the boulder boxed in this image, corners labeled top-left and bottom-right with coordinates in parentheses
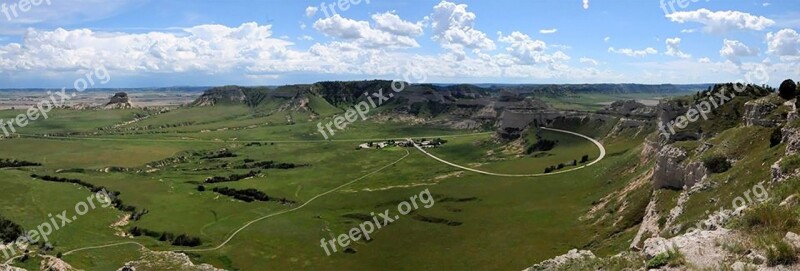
top-left (780, 194), bottom-right (799, 207)
top-left (784, 232), bottom-right (800, 249)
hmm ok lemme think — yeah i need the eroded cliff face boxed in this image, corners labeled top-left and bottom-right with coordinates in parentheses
top-left (743, 99), bottom-right (779, 127)
top-left (525, 88), bottom-right (799, 271)
top-left (656, 100), bottom-right (687, 126)
top-left (652, 144), bottom-right (708, 189)
top-left (599, 100), bottom-right (656, 118)
top-left (191, 87), bottom-right (247, 106)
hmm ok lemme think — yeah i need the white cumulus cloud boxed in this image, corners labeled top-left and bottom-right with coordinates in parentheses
top-left (430, 1), bottom-right (496, 53)
top-left (608, 47), bottom-right (658, 57)
top-left (371, 11), bottom-right (424, 37)
top-left (539, 28), bottom-right (558, 34)
top-left (305, 6), bottom-right (319, 17)
top-left (580, 57), bottom-right (599, 66)
top-left (719, 39), bottom-right (759, 64)
top-left (313, 14), bottom-right (420, 48)
top-left (766, 28), bottom-right (800, 57)
top-left (498, 31), bottom-right (570, 66)
top-left (0, 22), bottom-right (296, 73)
top-left (665, 9), bottom-right (775, 33)
top-left (665, 37), bottom-right (691, 58)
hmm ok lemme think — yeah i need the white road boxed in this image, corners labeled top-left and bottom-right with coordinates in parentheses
top-left (411, 127), bottom-right (606, 177)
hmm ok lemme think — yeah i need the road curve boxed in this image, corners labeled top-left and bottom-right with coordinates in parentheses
top-left (411, 127), bottom-right (606, 177)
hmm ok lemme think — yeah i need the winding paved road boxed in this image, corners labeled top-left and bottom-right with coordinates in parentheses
top-left (411, 127), bottom-right (606, 177)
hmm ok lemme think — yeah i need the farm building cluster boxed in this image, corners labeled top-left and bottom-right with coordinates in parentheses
top-left (356, 138), bottom-right (448, 150)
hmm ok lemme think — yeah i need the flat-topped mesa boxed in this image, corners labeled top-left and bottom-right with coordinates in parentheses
top-left (190, 86), bottom-right (249, 107)
top-left (104, 92), bottom-right (134, 109)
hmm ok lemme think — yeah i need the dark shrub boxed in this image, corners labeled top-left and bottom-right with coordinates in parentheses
top-left (770, 128), bottom-right (783, 147)
top-left (703, 155), bottom-right (731, 173)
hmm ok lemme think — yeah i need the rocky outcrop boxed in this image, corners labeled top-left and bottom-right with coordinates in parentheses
top-left (41, 256), bottom-right (78, 271)
top-left (448, 119), bottom-right (482, 130)
top-left (118, 250), bottom-right (225, 271)
top-left (772, 127), bottom-right (800, 183)
top-left (277, 91), bottom-right (312, 114)
top-left (630, 194), bottom-right (660, 250)
top-left (743, 96), bottom-right (782, 127)
top-left (782, 127), bottom-right (800, 155)
top-left (606, 118), bottom-right (649, 139)
top-left (652, 145), bottom-right (707, 189)
top-left (191, 86), bottom-right (248, 106)
top-left (642, 229), bottom-right (734, 270)
top-left (655, 100), bottom-right (688, 126)
top-left (104, 92), bottom-right (134, 109)
top-left (523, 249), bottom-right (595, 271)
top-left (0, 264), bottom-right (25, 271)
top-left (599, 100), bottom-right (656, 118)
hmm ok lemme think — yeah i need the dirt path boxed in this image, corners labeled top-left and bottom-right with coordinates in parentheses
top-left (62, 148), bottom-right (411, 256)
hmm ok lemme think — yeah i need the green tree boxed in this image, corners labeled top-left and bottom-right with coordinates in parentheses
top-left (778, 79), bottom-right (797, 100)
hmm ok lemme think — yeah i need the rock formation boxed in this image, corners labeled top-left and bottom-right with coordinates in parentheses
top-left (191, 86), bottom-right (247, 106)
top-left (104, 92), bottom-right (134, 109)
top-left (742, 95), bottom-right (783, 127)
top-left (599, 100), bottom-right (656, 118)
top-left (652, 144), bottom-right (708, 189)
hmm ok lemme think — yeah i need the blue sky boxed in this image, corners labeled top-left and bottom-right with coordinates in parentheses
top-left (0, 0), bottom-right (798, 87)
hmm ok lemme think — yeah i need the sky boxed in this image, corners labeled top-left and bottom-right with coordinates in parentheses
top-left (0, 0), bottom-right (798, 88)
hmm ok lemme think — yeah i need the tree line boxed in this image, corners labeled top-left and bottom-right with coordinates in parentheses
top-left (29, 174), bottom-right (148, 221)
top-left (204, 170), bottom-right (261, 184)
top-left (543, 155), bottom-right (590, 173)
top-left (128, 227), bottom-right (202, 247)
top-left (0, 159), bottom-right (41, 168)
top-left (207, 186), bottom-right (296, 205)
top-left (235, 160), bottom-right (305, 170)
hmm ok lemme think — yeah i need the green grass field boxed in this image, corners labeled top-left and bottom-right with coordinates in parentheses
top-left (0, 104), bottom-right (646, 270)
